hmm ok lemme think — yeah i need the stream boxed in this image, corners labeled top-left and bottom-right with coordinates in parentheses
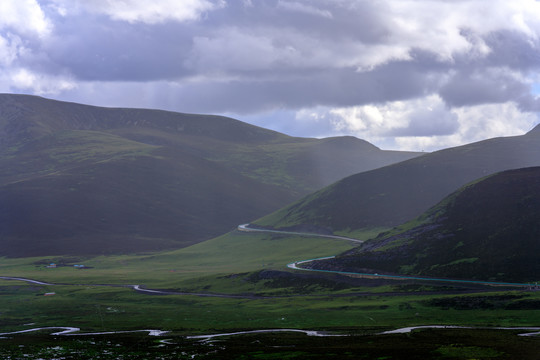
top-left (1, 326), bottom-right (539, 339)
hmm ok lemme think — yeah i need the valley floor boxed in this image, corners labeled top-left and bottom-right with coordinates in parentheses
top-left (0, 228), bottom-right (539, 358)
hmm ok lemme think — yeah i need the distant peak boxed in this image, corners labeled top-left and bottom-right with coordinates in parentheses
top-left (323, 136), bottom-right (380, 151)
top-left (527, 123), bottom-right (540, 136)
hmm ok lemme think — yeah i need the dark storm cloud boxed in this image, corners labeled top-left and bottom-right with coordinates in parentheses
top-left (30, 1), bottom-right (402, 88)
top-left (385, 106), bottom-right (460, 137)
top-left (13, 0), bottom-right (538, 113)
top-left (483, 30), bottom-right (540, 70)
top-left (437, 30), bottom-right (540, 111)
top-left (38, 15), bottom-right (195, 81)
top-left (154, 61), bottom-right (441, 115)
top-left (439, 69), bottom-right (532, 108)
top-left (210, 0), bottom-right (391, 44)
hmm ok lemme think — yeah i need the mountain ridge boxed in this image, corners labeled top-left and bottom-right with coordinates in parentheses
top-left (308, 167), bottom-right (540, 282)
top-left (255, 126), bottom-right (540, 234)
top-left (0, 94), bottom-right (420, 256)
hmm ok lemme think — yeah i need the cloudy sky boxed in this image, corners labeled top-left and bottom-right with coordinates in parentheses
top-left (1, 0), bottom-right (540, 151)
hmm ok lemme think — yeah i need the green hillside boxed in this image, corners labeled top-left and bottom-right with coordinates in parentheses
top-left (255, 126), bottom-right (540, 234)
top-left (0, 94), bottom-right (419, 256)
top-left (309, 167), bottom-right (540, 283)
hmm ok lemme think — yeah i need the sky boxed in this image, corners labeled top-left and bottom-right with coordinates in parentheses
top-left (1, 0), bottom-right (540, 151)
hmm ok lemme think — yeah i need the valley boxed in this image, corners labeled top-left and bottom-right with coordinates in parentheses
top-left (1, 225), bottom-right (539, 359)
top-left (1, 95), bottom-right (539, 359)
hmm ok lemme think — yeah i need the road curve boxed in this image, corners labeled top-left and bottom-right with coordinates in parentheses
top-left (237, 224), bottom-right (533, 288)
top-left (0, 277), bottom-right (272, 299)
top-left (0, 276), bottom-right (53, 285)
top-left (1, 224), bottom-right (533, 298)
top-left (238, 224), bottom-right (364, 243)
top-left (286, 256), bottom-right (532, 287)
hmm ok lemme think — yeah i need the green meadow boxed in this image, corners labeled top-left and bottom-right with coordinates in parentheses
top-left (1, 230), bottom-right (540, 336)
top-left (0, 231), bottom-right (539, 359)
top-left (0, 230), bottom-right (356, 287)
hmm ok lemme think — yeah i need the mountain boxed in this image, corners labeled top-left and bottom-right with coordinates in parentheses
top-left (0, 94), bottom-right (419, 256)
top-left (255, 125), bottom-right (540, 234)
top-left (308, 167), bottom-right (540, 283)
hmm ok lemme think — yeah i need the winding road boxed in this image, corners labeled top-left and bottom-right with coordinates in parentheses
top-left (0, 276), bottom-right (270, 299)
top-left (237, 224), bottom-right (364, 243)
top-left (1, 223), bottom-right (534, 297)
top-left (240, 224), bottom-right (534, 288)
top-left (1, 225), bottom-right (539, 339)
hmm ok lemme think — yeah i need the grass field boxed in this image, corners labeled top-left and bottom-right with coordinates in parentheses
top-left (2, 280), bottom-right (539, 333)
top-left (1, 230), bottom-right (539, 358)
top-left (0, 230), bottom-right (356, 287)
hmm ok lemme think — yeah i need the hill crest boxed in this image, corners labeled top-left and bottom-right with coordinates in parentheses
top-left (0, 94), bottom-right (420, 256)
top-left (255, 125), bottom-right (540, 234)
top-left (310, 167), bottom-right (540, 282)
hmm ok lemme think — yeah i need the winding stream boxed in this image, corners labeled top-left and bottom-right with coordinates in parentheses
top-left (1, 326), bottom-right (538, 339)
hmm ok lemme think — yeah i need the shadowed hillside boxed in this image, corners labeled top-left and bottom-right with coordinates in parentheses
top-left (308, 167), bottom-right (540, 283)
top-left (0, 94), bottom-right (419, 256)
top-left (255, 125), bottom-right (540, 234)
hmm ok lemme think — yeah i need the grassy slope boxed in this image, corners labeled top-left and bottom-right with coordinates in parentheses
top-left (0, 230), bottom-right (356, 288)
top-left (0, 94), bottom-right (420, 195)
top-left (312, 167), bottom-right (540, 283)
top-left (0, 94), bottom-right (421, 256)
top-left (0, 131), bottom-right (298, 256)
top-left (255, 127), bottom-right (540, 234)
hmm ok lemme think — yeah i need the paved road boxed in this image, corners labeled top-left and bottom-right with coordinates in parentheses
top-left (238, 224), bottom-right (533, 288)
top-left (1, 224), bottom-right (533, 297)
top-left (0, 276), bottom-right (53, 285)
top-left (286, 256), bottom-right (532, 287)
top-left (237, 224), bottom-right (364, 243)
top-left (0, 277), bottom-right (271, 299)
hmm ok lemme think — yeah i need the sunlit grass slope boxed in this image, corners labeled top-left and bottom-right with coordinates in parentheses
top-left (0, 230), bottom-right (358, 288)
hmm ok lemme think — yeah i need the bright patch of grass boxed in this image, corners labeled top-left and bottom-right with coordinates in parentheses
top-left (0, 230), bottom-right (356, 288)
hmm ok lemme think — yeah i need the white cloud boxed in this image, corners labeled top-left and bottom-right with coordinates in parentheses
top-left (53, 0), bottom-right (225, 24)
top-left (0, 33), bottom-right (26, 67)
top-left (392, 101), bottom-right (540, 151)
top-left (328, 96), bottom-right (453, 138)
top-left (0, 0), bottom-right (51, 37)
top-left (392, 100), bottom-right (539, 151)
top-left (9, 68), bottom-right (76, 95)
top-left (0, 1), bottom-right (57, 95)
top-left (186, 26), bottom-right (405, 74)
top-left (293, 96), bottom-right (538, 151)
top-left (378, 0), bottom-right (540, 64)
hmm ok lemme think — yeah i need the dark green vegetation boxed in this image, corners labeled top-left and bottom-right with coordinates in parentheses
top-left (2, 275), bottom-right (537, 333)
top-left (309, 167), bottom-right (540, 283)
top-left (255, 125), bottom-right (540, 235)
top-left (1, 230), bottom-right (539, 358)
top-left (1, 329), bottom-right (539, 359)
top-left (0, 94), bottom-right (419, 256)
